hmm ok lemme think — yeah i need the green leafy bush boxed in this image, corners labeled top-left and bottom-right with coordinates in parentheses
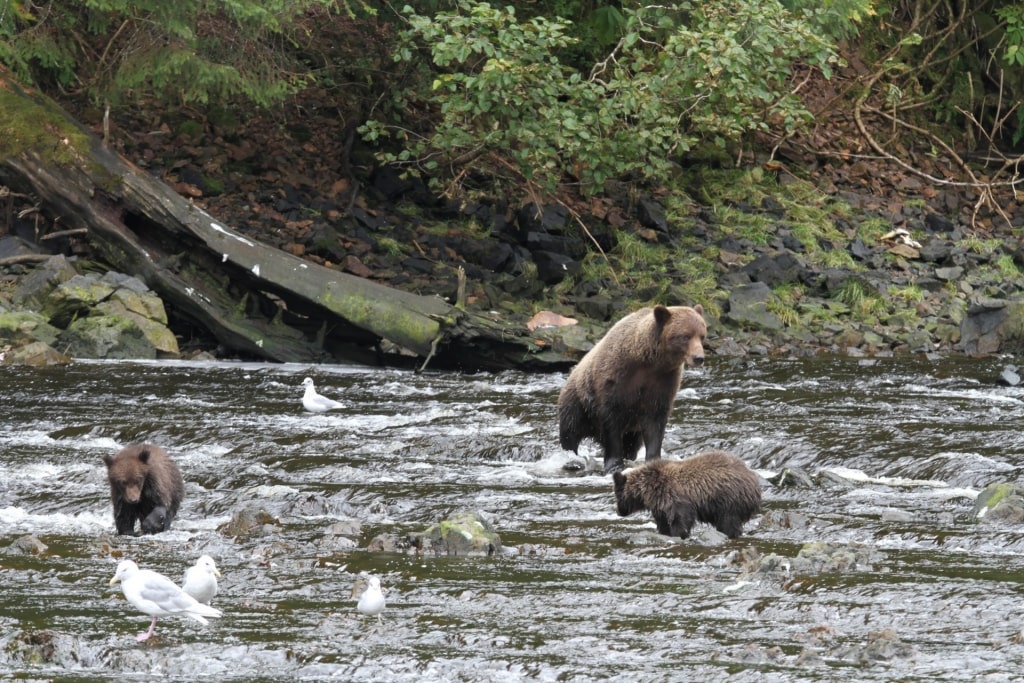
top-left (363, 0), bottom-right (839, 199)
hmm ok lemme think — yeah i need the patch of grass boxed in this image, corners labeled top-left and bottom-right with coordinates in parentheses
top-left (377, 237), bottom-right (404, 257)
top-left (834, 279), bottom-right (868, 307)
top-left (996, 254), bottom-right (1020, 279)
top-left (891, 284), bottom-right (925, 304)
top-left (958, 236), bottom-right (1002, 255)
top-left (767, 296), bottom-right (799, 327)
top-left (615, 232), bottom-right (662, 270)
top-left (854, 217), bottom-right (893, 244)
top-left (817, 249), bottom-right (858, 269)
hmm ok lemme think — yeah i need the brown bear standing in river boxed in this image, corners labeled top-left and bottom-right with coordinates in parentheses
top-left (557, 304), bottom-right (707, 474)
top-left (612, 450), bottom-right (761, 539)
top-left (102, 444), bottom-right (184, 535)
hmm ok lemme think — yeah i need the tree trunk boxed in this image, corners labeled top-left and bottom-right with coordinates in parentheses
top-left (0, 73), bottom-right (575, 372)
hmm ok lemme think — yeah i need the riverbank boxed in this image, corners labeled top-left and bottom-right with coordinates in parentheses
top-left (3, 96), bottom-right (1024, 367)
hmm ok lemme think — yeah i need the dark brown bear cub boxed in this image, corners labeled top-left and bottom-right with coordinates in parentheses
top-left (102, 444), bottom-right (184, 535)
top-left (558, 304), bottom-right (707, 474)
top-left (612, 450), bottom-right (760, 539)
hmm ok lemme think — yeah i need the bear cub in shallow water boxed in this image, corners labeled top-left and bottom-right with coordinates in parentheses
top-left (557, 304), bottom-right (707, 474)
top-left (102, 444), bottom-right (184, 535)
top-left (612, 450), bottom-right (761, 539)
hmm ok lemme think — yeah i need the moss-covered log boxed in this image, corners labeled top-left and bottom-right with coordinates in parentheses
top-left (0, 69), bottom-right (575, 371)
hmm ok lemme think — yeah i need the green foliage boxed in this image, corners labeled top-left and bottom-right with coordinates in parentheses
top-left (997, 5), bottom-right (1024, 67)
top-left (781, 0), bottom-right (875, 40)
top-left (0, 0), bottom-right (339, 107)
top-left (363, 0), bottom-right (839, 199)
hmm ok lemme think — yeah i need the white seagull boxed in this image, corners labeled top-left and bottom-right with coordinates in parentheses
top-left (357, 576), bottom-right (386, 624)
top-left (182, 555), bottom-right (221, 605)
top-left (301, 377), bottom-right (344, 413)
top-left (109, 559), bottom-right (222, 642)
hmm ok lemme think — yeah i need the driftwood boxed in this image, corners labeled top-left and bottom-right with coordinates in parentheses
top-left (0, 71), bottom-right (576, 372)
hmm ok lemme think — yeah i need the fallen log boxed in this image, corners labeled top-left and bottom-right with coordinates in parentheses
top-left (0, 71), bottom-right (576, 372)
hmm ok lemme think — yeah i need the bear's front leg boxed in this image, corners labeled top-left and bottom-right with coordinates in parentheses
top-left (113, 502), bottom-right (139, 535)
top-left (668, 508), bottom-right (697, 539)
top-left (140, 506), bottom-right (169, 534)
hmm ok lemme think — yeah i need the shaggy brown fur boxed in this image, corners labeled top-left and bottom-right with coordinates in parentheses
top-left (612, 450), bottom-right (761, 539)
top-left (557, 304), bottom-right (707, 474)
top-left (102, 444), bottom-right (184, 536)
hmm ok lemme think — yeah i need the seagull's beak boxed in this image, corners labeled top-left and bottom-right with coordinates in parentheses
top-left (109, 576), bottom-right (120, 586)
top-left (214, 569), bottom-right (222, 577)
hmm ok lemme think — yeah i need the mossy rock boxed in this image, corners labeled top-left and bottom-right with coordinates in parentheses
top-left (973, 482), bottom-right (1024, 524)
top-left (407, 511), bottom-right (502, 556)
top-left (0, 311), bottom-right (61, 346)
top-left (94, 300), bottom-right (179, 356)
top-left (42, 274), bottom-right (115, 327)
top-left (10, 255), bottom-right (79, 309)
top-left (57, 314), bottom-right (155, 359)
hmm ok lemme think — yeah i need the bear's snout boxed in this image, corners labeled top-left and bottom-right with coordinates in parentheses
top-left (690, 354), bottom-right (704, 367)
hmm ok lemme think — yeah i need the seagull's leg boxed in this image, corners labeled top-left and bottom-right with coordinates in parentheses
top-left (136, 617), bottom-right (158, 641)
top-left (377, 614), bottom-right (383, 625)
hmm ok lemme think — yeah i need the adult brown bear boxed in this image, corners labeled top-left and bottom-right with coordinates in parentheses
top-left (102, 444), bottom-right (184, 535)
top-left (612, 450), bottom-right (761, 539)
top-left (557, 304), bottom-right (707, 474)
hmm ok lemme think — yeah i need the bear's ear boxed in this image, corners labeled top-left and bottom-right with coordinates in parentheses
top-left (137, 448), bottom-right (151, 464)
top-left (612, 471), bottom-right (627, 488)
top-left (101, 454), bottom-right (114, 467)
top-left (652, 305), bottom-right (672, 327)
top-left (693, 304), bottom-right (704, 316)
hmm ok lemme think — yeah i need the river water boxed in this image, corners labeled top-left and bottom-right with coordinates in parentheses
top-left (1, 355), bottom-right (1024, 681)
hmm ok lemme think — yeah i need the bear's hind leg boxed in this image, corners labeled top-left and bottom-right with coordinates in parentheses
top-left (715, 515), bottom-right (747, 539)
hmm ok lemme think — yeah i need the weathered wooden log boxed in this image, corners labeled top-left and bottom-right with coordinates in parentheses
top-left (0, 71), bottom-right (575, 371)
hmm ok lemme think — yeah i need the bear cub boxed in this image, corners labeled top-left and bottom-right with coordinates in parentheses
top-left (102, 443), bottom-right (184, 535)
top-left (612, 450), bottom-right (761, 539)
top-left (558, 304), bottom-right (707, 474)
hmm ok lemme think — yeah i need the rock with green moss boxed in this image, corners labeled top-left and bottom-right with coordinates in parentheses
top-left (57, 314), bottom-right (155, 359)
top-left (0, 310), bottom-right (61, 346)
top-left (94, 299), bottom-right (177, 355)
top-left (973, 482), bottom-right (1024, 524)
top-left (407, 511), bottom-right (502, 556)
top-left (42, 271), bottom-right (179, 358)
top-left (10, 255), bottom-right (78, 309)
top-left (42, 274), bottom-right (116, 327)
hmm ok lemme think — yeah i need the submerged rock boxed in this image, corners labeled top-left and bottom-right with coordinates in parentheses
top-left (217, 504), bottom-right (281, 539)
top-left (973, 482), bottom-right (1024, 524)
top-left (767, 466), bottom-right (815, 489)
top-left (406, 511), bottom-right (503, 556)
top-left (740, 541), bottom-right (876, 577)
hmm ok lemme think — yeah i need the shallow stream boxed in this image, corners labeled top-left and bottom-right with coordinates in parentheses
top-left (2, 355), bottom-right (1024, 681)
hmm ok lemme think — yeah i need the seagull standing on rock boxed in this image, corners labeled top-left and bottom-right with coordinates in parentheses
top-left (109, 559), bottom-right (222, 642)
top-left (357, 576), bottom-right (386, 624)
top-left (301, 377), bottom-right (344, 413)
top-left (182, 555), bottom-right (221, 605)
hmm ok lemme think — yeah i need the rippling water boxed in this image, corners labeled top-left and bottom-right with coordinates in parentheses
top-left (2, 355), bottom-right (1024, 681)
